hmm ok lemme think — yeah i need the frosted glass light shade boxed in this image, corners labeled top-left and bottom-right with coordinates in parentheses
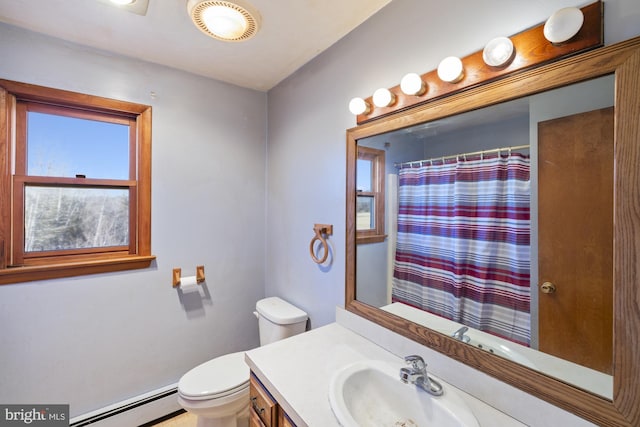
top-left (188, 0), bottom-right (261, 42)
top-left (202, 6), bottom-right (248, 39)
top-left (483, 37), bottom-right (515, 67)
top-left (400, 73), bottom-right (426, 96)
top-left (349, 97), bottom-right (370, 115)
top-left (372, 88), bottom-right (396, 108)
top-left (437, 56), bottom-right (464, 83)
top-left (110, 0), bottom-right (135, 4)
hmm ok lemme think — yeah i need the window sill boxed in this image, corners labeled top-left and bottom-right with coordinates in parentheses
top-left (357, 234), bottom-right (387, 244)
top-left (0, 255), bottom-right (156, 285)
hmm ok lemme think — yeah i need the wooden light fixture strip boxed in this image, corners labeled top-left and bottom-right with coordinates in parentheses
top-left (356, 1), bottom-right (603, 125)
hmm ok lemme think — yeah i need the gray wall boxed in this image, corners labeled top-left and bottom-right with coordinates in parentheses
top-left (0, 24), bottom-right (266, 416)
top-left (0, 0), bottom-right (639, 421)
top-left (265, 0), bottom-right (640, 329)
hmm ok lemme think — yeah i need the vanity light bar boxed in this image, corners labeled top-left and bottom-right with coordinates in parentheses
top-left (349, 0), bottom-right (602, 125)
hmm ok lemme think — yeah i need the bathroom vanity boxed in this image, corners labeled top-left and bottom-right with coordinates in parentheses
top-left (245, 308), bottom-right (531, 427)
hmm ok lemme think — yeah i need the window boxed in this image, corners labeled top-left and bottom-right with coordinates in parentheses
top-left (356, 145), bottom-right (385, 244)
top-left (0, 79), bottom-right (154, 284)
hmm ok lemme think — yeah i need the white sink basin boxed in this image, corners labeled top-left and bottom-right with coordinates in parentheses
top-left (329, 360), bottom-right (480, 427)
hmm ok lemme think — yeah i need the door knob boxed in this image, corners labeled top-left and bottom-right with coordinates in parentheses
top-left (540, 282), bottom-right (557, 294)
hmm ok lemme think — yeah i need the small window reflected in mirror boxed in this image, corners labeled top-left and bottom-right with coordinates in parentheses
top-left (356, 146), bottom-right (385, 243)
top-left (356, 158), bottom-right (372, 192)
top-left (356, 195), bottom-right (374, 230)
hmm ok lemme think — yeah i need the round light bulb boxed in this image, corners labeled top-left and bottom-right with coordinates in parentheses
top-left (437, 56), bottom-right (464, 83)
top-left (372, 88), bottom-right (396, 108)
top-left (202, 5), bottom-right (248, 40)
top-left (483, 37), bottom-right (515, 67)
top-left (544, 7), bottom-right (584, 44)
top-left (400, 73), bottom-right (426, 96)
top-left (349, 97), bottom-right (370, 115)
top-left (110, 0), bottom-right (135, 4)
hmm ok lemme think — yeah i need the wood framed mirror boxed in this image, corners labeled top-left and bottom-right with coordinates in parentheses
top-left (345, 36), bottom-right (640, 426)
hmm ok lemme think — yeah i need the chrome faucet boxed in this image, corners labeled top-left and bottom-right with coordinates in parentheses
top-left (452, 326), bottom-right (470, 343)
top-left (399, 355), bottom-right (443, 396)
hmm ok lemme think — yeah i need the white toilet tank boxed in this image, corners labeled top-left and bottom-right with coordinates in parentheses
top-left (255, 297), bottom-right (308, 346)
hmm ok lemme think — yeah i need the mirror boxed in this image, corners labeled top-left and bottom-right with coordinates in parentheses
top-left (346, 37), bottom-right (640, 426)
top-left (357, 74), bottom-right (615, 397)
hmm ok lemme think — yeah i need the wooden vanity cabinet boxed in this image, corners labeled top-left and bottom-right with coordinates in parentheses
top-left (277, 411), bottom-right (295, 427)
top-left (249, 372), bottom-right (296, 427)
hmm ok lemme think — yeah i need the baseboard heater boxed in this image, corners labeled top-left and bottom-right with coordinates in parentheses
top-left (70, 383), bottom-right (180, 427)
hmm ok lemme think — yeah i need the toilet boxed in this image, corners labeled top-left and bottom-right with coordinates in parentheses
top-left (177, 297), bottom-right (308, 427)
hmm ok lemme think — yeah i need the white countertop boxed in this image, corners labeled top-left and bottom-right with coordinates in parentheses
top-left (245, 322), bottom-right (524, 427)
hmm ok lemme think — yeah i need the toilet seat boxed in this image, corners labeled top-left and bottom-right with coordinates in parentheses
top-left (178, 351), bottom-right (249, 401)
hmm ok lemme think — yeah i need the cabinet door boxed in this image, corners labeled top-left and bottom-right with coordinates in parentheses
top-left (250, 408), bottom-right (267, 427)
top-left (249, 374), bottom-right (277, 427)
top-left (278, 408), bottom-right (296, 427)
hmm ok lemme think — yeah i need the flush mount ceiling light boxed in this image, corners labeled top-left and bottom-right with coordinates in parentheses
top-left (187, 0), bottom-right (261, 42)
top-left (95, 0), bottom-right (148, 14)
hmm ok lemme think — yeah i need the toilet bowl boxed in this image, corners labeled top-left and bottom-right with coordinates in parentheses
top-left (177, 352), bottom-right (250, 427)
top-left (177, 297), bottom-right (308, 427)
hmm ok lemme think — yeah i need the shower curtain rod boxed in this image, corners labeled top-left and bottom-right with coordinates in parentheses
top-left (394, 144), bottom-right (530, 169)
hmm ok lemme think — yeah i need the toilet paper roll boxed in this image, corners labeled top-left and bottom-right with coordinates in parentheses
top-left (179, 275), bottom-right (199, 291)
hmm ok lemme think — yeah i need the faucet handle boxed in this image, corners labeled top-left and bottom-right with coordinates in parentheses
top-left (399, 367), bottom-right (412, 383)
top-left (452, 326), bottom-right (471, 343)
top-left (404, 355), bottom-right (426, 372)
top-left (453, 326), bottom-right (469, 335)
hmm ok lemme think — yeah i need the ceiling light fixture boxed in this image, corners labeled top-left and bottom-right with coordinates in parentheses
top-left (96, 0), bottom-right (148, 14)
top-left (187, 0), bottom-right (261, 42)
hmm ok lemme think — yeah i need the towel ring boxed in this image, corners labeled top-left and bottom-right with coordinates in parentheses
top-left (309, 224), bottom-right (333, 264)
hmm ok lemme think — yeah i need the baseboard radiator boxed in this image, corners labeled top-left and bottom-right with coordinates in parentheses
top-left (69, 383), bottom-right (181, 427)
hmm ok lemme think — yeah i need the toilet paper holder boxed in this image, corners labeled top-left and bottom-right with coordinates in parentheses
top-left (172, 265), bottom-right (205, 287)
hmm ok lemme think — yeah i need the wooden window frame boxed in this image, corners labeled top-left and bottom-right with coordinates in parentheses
top-left (356, 145), bottom-right (386, 244)
top-left (0, 79), bottom-right (154, 284)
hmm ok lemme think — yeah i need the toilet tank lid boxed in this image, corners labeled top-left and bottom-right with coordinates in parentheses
top-left (256, 297), bottom-right (308, 324)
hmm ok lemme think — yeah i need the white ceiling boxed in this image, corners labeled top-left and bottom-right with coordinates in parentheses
top-left (0, 0), bottom-right (391, 91)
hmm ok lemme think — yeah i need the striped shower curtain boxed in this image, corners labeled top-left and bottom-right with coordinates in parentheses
top-left (391, 153), bottom-right (531, 345)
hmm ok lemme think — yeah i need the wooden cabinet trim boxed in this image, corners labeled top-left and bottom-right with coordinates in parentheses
top-left (249, 372), bottom-right (297, 427)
